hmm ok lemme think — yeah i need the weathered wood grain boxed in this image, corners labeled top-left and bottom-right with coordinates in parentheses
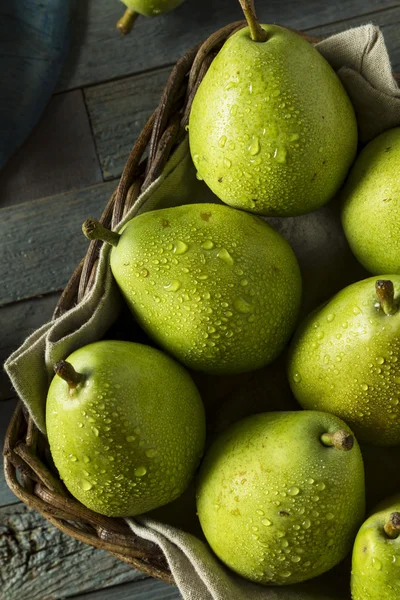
top-left (0, 398), bottom-right (19, 506)
top-left (0, 295), bottom-right (59, 401)
top-left (0, 91), bottom-right (103, 209)
top-left (58, 0), bottom-right (398, 92)
top-left (308, 5), bottom-right (400, 72)
top-left (73, 578), bottom-right (181, 600)
top-left (0, 503), bottom-right (145, 599)
top-left (85, 67), bottom-right (170, 180)
top-left (0, 180), bottom-right (115, 307)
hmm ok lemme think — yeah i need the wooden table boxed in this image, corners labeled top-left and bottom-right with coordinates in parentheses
top-left (1, 1), bottom-right (399, 598)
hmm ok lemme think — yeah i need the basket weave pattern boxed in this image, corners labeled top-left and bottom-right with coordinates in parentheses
top-left (4, 22), bottom-right (397, 584)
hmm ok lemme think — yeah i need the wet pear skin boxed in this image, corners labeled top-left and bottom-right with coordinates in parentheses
top-left (189, 25), bottom-right (357, 217)
top-left (342, 127), bottom-right (400, 275)
top-left (46, 341), bottom-right (206, 517)
top-left (351, 495), bottom-right (400, 600)
top-left (111, 203), bottom-right (302, 374)
top-left (196, 411), bottom-right (365, 585)
top-left (288, 276), bottom-right (400, 445)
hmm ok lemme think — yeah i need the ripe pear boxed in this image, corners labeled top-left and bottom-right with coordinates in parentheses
top-left (46, 340), bottom-right (206, 517)
top-left (83, 204), bottom-right (302, 375)
top-left (288, 277), bottom-right (400, 445)
top-left (188, 3), bottom-right (357, 217)
top-left (342, 127), bottom-right (400, 275)
top-left (196, 410), bottom-right (365, 585)
top-left (117, 0), bottom-right (185, 34)
top-left (351, 495), bottom-right (400, 600)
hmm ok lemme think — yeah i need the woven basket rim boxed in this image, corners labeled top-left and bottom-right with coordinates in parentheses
top-left (3, 21), bottom-right (400, 586)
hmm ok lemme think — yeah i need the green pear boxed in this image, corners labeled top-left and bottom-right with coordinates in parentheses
top-left (117, 0), bottom-right (185, 34)
top-left (196, 410), bottom-right (365, 585)
top-left (83, 203), bottom-right (302, 375)
top-left (351, 495), bottom-right (400, 600)
top-left (342, 127), bottom-right (400, 275)
top-left (288, 277), bottom-right (400, 445)
top-left (46, 340), bottom-right (205, 517)
top-left (188, 3), bottom-right (357, 217)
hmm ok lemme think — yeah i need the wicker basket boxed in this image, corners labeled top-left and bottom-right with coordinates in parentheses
top-left (3, 21), bottom-right (400, 586)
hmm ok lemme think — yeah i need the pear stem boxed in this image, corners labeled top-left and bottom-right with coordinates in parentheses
top-left (384, 512), bottom-right (400, 539)
top-left (82, 218), bottom-right (120, 247)
top-left (54, 361), bottom-right (85, 390)
top-left (376, 280), bottom-right (398, 316)
top-left (320, 430), bottom-right (354, 451)
top-left (117, 7), bottom-right (139, 35)
top-left (238, 0), bottom-right (268, 42)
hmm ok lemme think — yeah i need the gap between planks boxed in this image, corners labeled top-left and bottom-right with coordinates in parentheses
top-left (0, 90), bottom-right (103, 210)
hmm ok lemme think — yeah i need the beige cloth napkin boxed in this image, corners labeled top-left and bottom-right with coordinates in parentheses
top-left (5, 23), bottom-right (400, 600)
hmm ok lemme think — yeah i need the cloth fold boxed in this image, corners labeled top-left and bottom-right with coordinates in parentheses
top-left (4, 23), bottom-right (400, 600)
top-left (127, 517), bottom-right (344, 600)
top-left (316, 25), bottom-right (400, 141)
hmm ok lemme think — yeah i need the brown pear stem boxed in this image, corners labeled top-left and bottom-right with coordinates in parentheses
top-left (238, 0), bottom-right (268, 42)
top-left (117, 7), bottom-right (139, 35)
top-left (54, 361), bottom-right (85, 390)
top-left (384, 512), bottom-right (400, 539)
top-left (376, 280), bottom-right (398, 316)
top-left (82, 218), bottom-right (120, 247)
top-left (320, 430), bottom-right (354, 451)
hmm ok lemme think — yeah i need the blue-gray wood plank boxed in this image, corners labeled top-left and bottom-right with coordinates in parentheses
top-left (0, 0), bottom-right (72, 169)
top-left (71, 579), bottom-right (182, 600)
top-left (58, 0), bottom-right (398, 91)
top-left (0, 181), bottom-right (115, 307)
top-left (0, 90), bottom-right (103, 209)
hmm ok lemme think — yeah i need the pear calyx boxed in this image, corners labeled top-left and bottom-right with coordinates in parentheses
top-left (376, 280), bottom-right (398, 316)
top-left (384, 512), bottom-right (400, 539)
top-left (82, 218), bottom-right (120, 247)
top-left (320, 430), bottom-right (354, 451)
top-left (117, 7), bottom-right (139, 35)
top-left (238, 0), bottom-right (268, 43)
top-left (54, 361), bottom-right (86, 391)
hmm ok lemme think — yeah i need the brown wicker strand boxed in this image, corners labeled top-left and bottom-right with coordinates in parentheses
top-left (33, 484), bottom-right (153, 546)
top-left (3, 402), bottom-right (26, 455)
top-left (112, 110), bottom-right (157, 229)
top-left (142, 115), bottom-right (181, 191)
top-left (123, 177), bottom-right (144, 218)
top-left (13, 442), bottom-right (68, 497)
top-left (109, 551), bottom-right (173, 584)
top-left (146, 44), bottom-right (201, 171)
top-left (43, 512), bottom-right (160, 562)
top-left (181, 52), bottom-right (216, 132)
top-left (53, 257), bottom-right (85, 318)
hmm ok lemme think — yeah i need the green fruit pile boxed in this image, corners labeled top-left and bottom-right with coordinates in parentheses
top-left (46, 1), bottom-right (400, 598)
